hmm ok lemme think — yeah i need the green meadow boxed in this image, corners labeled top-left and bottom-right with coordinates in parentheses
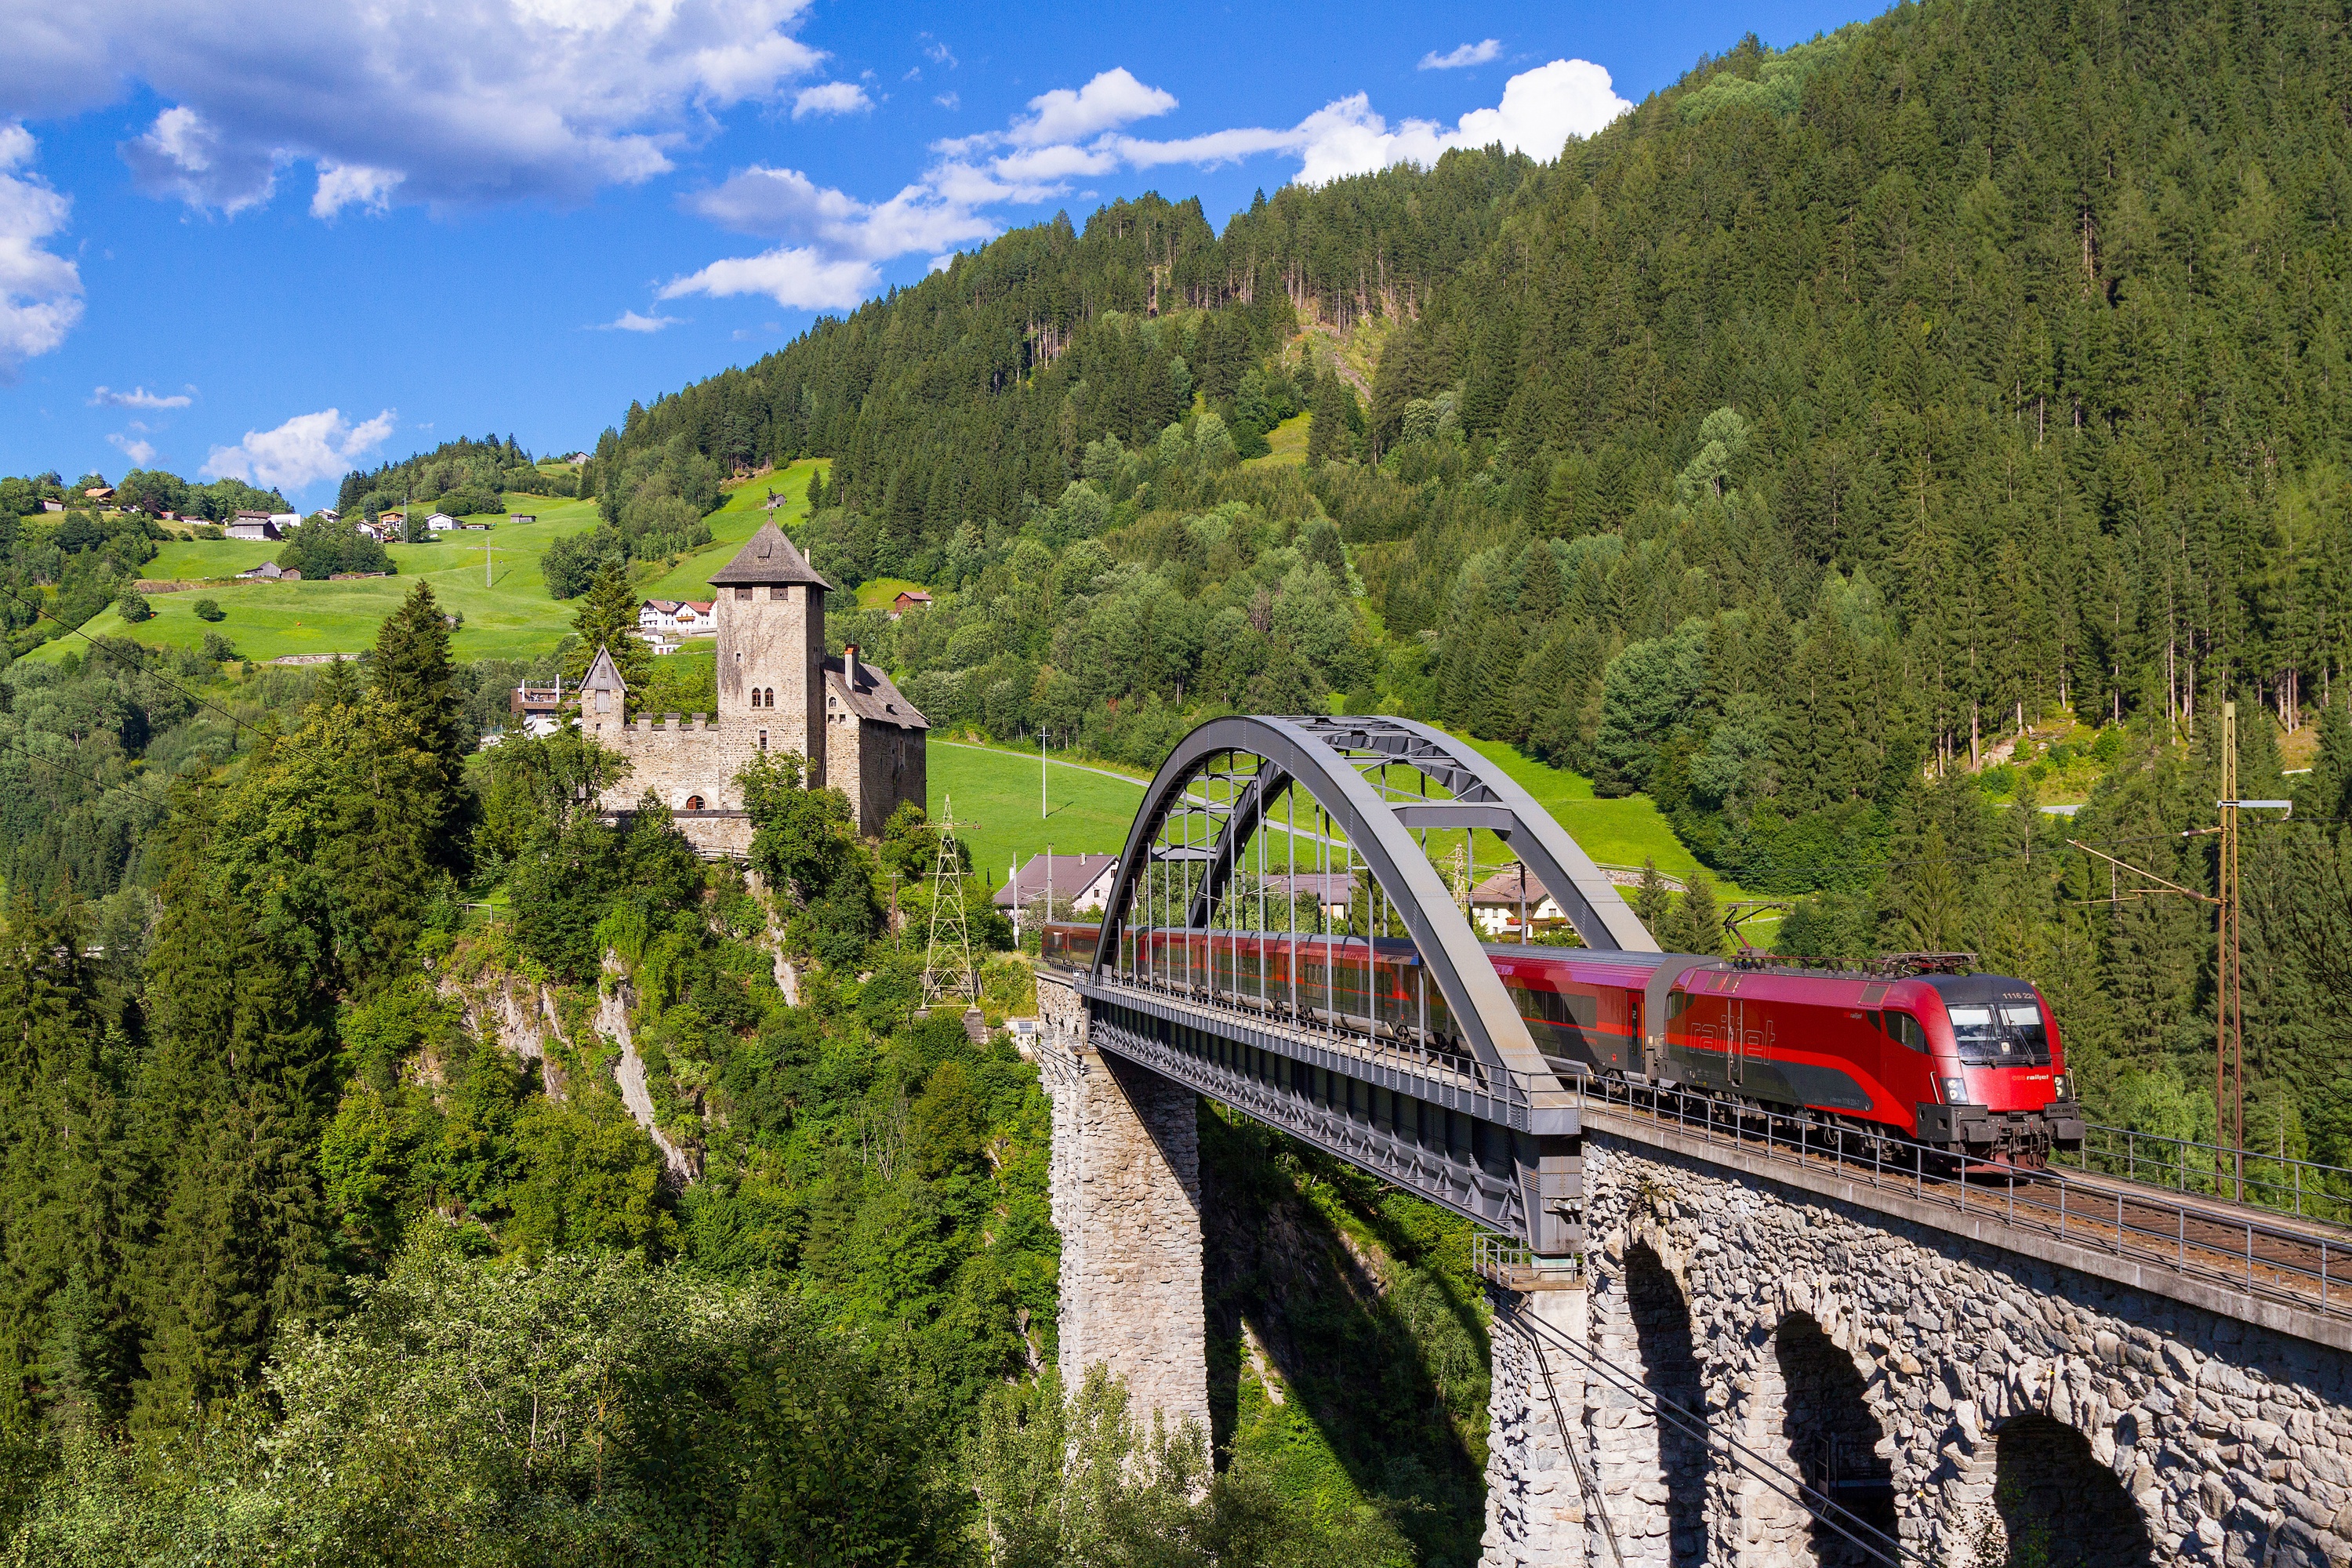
top-left (635, 459), bottom-right (829, 603)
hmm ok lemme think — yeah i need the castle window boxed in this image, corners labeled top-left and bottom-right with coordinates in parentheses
top-left (768, 586), bottom-right (789, 601)
top-left (735, 586), bottom-right (753, 601)
top-left (758, 731), bottom-right (768, 751)
top-left (684, 795), bottom-right (704, 811)
top-left (764, 687), bottom-right (775, 706)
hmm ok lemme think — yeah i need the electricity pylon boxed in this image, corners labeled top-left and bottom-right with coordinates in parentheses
top-left (921, 793), bottom-right (978, 1006)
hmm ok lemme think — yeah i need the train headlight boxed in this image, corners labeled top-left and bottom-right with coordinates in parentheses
top-left (1941, 1076), bottom-right (1966, 1104)
top-left (2053, 1073), bottom-right (2070, 1101)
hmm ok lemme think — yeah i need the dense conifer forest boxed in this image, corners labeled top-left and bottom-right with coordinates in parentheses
top-left (0, 0), bottom-right (2350, 1559)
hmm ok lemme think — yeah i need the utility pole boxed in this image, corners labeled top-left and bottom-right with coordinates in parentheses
top-left (2218, 701), bottom-right (2240, 1203)
top-left (1040, 728), bottom-right (1048, 821)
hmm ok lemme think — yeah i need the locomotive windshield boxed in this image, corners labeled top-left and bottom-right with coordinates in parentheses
top-left (1940, 996), bottom-right (2053, 1065)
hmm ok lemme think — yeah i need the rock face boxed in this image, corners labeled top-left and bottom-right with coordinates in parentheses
top-left (1036, 974), bottom-right (1210, 1436)
top-left (1480, 1132), bottom-right (2352, 1568)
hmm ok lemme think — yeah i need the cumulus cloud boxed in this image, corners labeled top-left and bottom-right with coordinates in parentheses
top-left (109, 431), bottom-right (158, 466)
top-left (204, 407), bottom-right (397, 491)
top-left (92, 384), bottom-right (194, 408)
top-left (660, 246), bottom-right (877, 311)
top-left (121, 106), bottom-right (276, 212)
top-left (313, 162), bottom-right (402, 218)
top-left (683, 165), bottom-right (996, 260)
top-left (921, 37), bottom-right (957, 68)
top-left (596, 309), bottom-right (682, 332)
top-left (1421, 39), bottom-right (1502, 71)
top-left (1116, 59), bottom-right (1632, 184)
top-left (0, 124), bottom-right (81, 372)
top-left (1008, 67), bottom-right (1175, 147)
top-left (1, 0), bottom-right (827, 215)
top-left (793, 82), bottom-right (873, 119)
top-left (935, 92), bottom-right (960, 111)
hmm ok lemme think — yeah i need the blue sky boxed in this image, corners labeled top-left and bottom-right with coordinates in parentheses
top-left (0, 0), bottom-right (1882, 506)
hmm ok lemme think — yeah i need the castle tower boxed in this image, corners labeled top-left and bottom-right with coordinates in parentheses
top-left (708, 521), bottom-right (830, 782)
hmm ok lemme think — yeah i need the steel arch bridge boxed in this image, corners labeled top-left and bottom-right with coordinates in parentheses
top-left (1049, 714), bottom-right (1660, 1258)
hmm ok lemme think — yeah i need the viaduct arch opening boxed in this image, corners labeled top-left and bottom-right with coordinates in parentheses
top-left (1993, 1414), bottom-right (2152, 1568)
top-left (1624, 1242), bottom-right (1708, 1567)
top-left (1773, 1312), bottom-right (1896, 1568)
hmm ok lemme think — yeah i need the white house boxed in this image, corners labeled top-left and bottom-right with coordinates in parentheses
top-left (638, 598), bottom-right (682, 633)
top-left (671, 600), bottom-right (714, 635)
top-left (425, 513), bottom-right (458, 532)
top-left (225, 510), bottom-right (281, 541)
top-left (269, 512), bottom-right (301, 532)
top-left (316, 507), bottom-right (339, 522)
top-left (508, 513), bottom-right (536, 525)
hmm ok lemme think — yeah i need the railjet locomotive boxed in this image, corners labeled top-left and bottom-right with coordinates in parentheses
top-left (1043, 925), bottom-right (2086, 1167)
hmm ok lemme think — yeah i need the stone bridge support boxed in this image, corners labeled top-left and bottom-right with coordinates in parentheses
top-left (1036, 975), bottom-right (1210, 1435)
top-left (1563, 1131), bottom-right (2352, 1568)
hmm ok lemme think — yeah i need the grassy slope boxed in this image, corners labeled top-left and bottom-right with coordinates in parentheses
top-left (929, 741), bottom-right (1145, 891)
top-left (39, 497), bottom-right (605, 662)
top-left (636, 459), bottom-right (829, 603)
top-left (1243, 413), bottom-right (1311, 468)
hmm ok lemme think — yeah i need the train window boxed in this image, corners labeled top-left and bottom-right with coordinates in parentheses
top-left (1667, 993), bottom-right (1692, 1021)
top-left (1865, 1009), bottom-right (1884, 1033)
top-left (1523, 989), bottom-right (1598, 1029)
top-left (1886, 1011), bottom-right (1929, 1052)
top-left (1946, 1004), bottom-right (2009, 1061)
top-left (2000, 1004), bottom-right (2049, 1053)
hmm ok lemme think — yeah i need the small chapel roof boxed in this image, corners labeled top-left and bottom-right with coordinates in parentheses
top-left (707, 521), bottom-right (832, 588)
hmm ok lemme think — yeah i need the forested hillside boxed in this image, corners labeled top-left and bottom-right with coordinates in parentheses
top-left (583, 0), bottom-right (2352, 1165)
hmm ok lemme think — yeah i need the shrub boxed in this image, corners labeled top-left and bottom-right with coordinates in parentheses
top-left (193, 597), bottom-right (224, 622)
top-left (114, 590), bottom-right (151, 623)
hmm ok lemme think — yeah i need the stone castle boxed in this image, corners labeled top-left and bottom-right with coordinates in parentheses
top-left (577, 521), bottom-right (928, 852)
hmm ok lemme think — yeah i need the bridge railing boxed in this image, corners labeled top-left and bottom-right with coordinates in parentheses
top-left (1582, 1077), bottom-right (2350, 1325)
top-left (1053, 924), bottom-right (1538, 1116)
top-left (2056, 1122), bottom-right (2352, 1225)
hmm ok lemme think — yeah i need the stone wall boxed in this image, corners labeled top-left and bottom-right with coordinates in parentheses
top-left (591, 714), bottom-right (739, 811)
top-left (1485, 1284), bottom-right (1597, 1568)
top-left (1036, 974), bottom-right (1210, 1435)
top-left (1566, 1131), bottom-right (2352, 1568)
top-left (827, 715), bottom-right (926, 840)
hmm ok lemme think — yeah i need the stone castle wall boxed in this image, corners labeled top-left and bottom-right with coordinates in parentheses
top-left (827, 713), bottom-right (927, 840)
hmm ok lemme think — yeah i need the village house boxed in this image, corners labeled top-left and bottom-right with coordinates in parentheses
top-left (891, 589), bottom-right (934, 619)
top-left (508, 513), bottom-right (536, 524)
top-left (993, 852), bottom-right (1120, 938)
top-left (224, 511), bottom-right (281, 541)
top-left (425, 513), bottom-right (457, 532)
top-left (236, 561), bottom-right (300, 581)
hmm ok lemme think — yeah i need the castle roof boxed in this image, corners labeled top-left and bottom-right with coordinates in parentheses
top-left (582, 644), bottom-right (627, 695)
top-left (823, 655), bottom-right (928, 731)
top-left (707, 521), bottom-right (831, 589)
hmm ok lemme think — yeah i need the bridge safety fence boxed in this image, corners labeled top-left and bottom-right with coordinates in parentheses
top-left (2057, 1122), bottom-right (2352, 1225)
top-left (1582, 1078), bottom-right (2352, 1327)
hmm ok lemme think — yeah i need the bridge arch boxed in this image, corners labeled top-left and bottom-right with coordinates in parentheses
top-left (1087, 714), bottom-right (1658, 1094)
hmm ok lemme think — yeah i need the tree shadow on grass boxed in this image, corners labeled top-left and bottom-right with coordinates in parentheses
top-left (1197, 1103), bottom-right (1490, 1568)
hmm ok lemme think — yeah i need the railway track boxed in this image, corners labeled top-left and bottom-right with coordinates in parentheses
top-left (1584, 1081), bottom-right (2352, 1323)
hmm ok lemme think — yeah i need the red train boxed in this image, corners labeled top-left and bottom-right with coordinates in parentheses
top-left (1043, 924), bottom-right (2086, 1166)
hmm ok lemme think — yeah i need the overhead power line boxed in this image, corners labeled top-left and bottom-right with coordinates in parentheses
top-left (0, 583), bottom-right (269, 743)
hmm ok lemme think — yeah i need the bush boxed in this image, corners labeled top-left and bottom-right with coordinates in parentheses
top-left (192, 597), bottom-right (223, 622)
top-left (114, 590), bottom-right (151, 623)
top-left (201, 630), bottom-right (240, 663)
top-left (193, 523), bottom-right (224, 539)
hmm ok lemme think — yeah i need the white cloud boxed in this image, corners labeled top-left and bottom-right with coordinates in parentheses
top-left (597, 309), bottom-right (683, 332)
top-left (204, 407), bottom-right (397, 491)
top-left (1007, 67), bottom-right (1175, 147)
top-left (0, 0), bottom-right (826, 215)
top-left (935, 91), bottom-right (960, 111)
top-left (109, 431), bottom-right (158, 466)
top-left (921, 37), bottom-right (957, 68)
top-left (659, 246), bottom-right (877, 310)
top-left (92, 384), bottom-right (194, 408)
top-left (793, 82), bottom-right (873, 120)
top-left (683, 164), bottom-right (996, 260)
top-left (0, 123), bottom-right (81, 372)
top-left (120, 106), bottom-right (276, 212)
top-left (1114, 59), bottom-right (1632, 184)
top-left (313, 162), bottom-right (402, 219)
top-left (1421, 39), bottom-right (1501, 71)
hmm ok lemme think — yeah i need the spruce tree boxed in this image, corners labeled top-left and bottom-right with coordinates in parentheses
top-left (372, 581), bottom-right (470, 866)
top-left (1663, 872), bottom-right (1726, 957)
top-left (565, 560), bottom-right (651, 701)
top-left (1632, 858), bottom-right (1672, 942)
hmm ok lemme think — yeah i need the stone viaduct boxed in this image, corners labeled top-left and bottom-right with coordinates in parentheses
top-left (1027, 713), bottom-right (2352, 1568)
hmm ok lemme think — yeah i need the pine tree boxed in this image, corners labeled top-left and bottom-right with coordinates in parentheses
top-left (1662, 872), bottom-right (1726, 957)
top-left (1632, 858), bottom-right (1672, 942)
top-left (372, 581), bottom-right (470, 865)
top-left (565, 560), bottom-right (652, 699)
